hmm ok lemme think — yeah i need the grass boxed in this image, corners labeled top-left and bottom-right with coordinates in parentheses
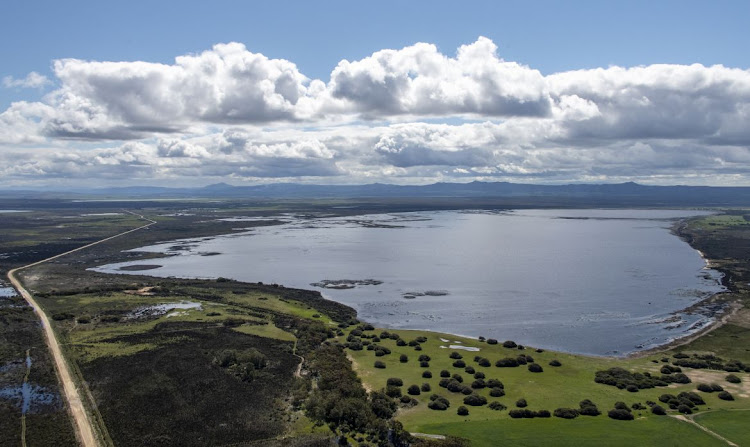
top-left (416, 416), bottom-right (726, 447)
top-left (690, 214), bottom-right (750, 230)
top-left (224, 290), bottom-right (334, 324)
top-left (233, 322), bottom-right (297, 342)
top-left (340, 327), bottom-right (750, 441)
top-left (694, 410), bottom-right (750, 446)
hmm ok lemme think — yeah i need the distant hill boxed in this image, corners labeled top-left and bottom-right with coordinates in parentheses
top-left (1, 181), bottom-right (749, 207)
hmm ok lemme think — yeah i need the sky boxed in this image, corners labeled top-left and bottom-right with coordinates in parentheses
top-left (1, 0), bottom-right (749, 188)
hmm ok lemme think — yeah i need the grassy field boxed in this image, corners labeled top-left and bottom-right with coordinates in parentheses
top-left (694, 410), bottom-right (750, 446)
top-left (340, 327), bottom-right (750, 443)
top-left (416, 417), bottom-right (727, 447)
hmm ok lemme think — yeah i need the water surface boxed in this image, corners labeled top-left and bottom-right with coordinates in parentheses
top-left (95, 209), bottom-right (724, 355)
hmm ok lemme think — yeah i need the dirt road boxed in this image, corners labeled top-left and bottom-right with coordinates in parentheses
top-left (7, 212), bottom-right (156, 447)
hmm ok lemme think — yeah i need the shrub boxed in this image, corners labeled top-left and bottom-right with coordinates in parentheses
top-left (651, 405), bottom-right (666, 415)
top-left (509, 409), bottom-right (533, 418)
top-left (452, 374), bottom-right (464, 383)
top-left (464, 366), bottom-right (475, 374)
top-left (516, 356), bottom-right (528, 365)
top-left (726, 374), bottom-right (741, 384)
top-left (528, 363), bottom-right (543, 373)
top-left (399, 354), bottom-right (408, 363)
top-left (503, 340), bottom-right (517, 348)
top-left (659, 393), bottom-right (676, 403)
top-left (418, 354), bottom-right (432, 362)
top-left (549, 359), bottom-right (562, 367)
top-left (631, 403), bottom-right (646, 410)
top-left (457, 406), bottom-right (469, 416)
top-left (489, 387), bottom-right (505, 397)
top-left (487, 339), bottom-right (498, 345)
top-left (421, 383), bottom-right (431, 392)
top-left (453, 360), bottom-right (466, 368)
top-left (477, 358), bottom-right (491, 367)
top-left (579, 399), bottom-right (600, 416)
top-left (407, 385), bottom-right (421, 396)
top-left (711, 384), bottom-right (724, 392)
top-left (399, 395), bottom-right (412, 404)
top-left (385, 385), bottom-right (402, 398)
top-left (440, 370), bottom-right (451, 378)
top-left (536, 348), bottom-right (545, 353)
top-left (678, 391), bottom-right (705, 405)
top-left (608, 409), bottom-right (634, 420)
top-left (422, 371), bottom-right (432, 378)
top-left (428, 395), bottom-right (450, 411)
top-left (718, 391), bottom-right (734, 401)
top-left (420, 361), bottom-right (430, 368)
top-left (450, 352), bottom-right (463, 359)
top-left (673, 352), bottom-right (690, 359)
top-left (488, 401), bottom-right (506, 411)
top-left (535, 410), bottom-right (551, 418)
top-left (408, 340), bottom-right (419, 347)
top-left (396, 339), bottom-right (407, 346)
top-left (374, 361), bottom-right (386, 369)
top-left (414, 346), bottom-right (423, 351)
top-left (486, 379), bottom-right (504, 389)
top-left (416, 336), bottom-right (428, 343)
top-left (553, 408), bottom-right (579, 419)
top-left (516, 399), bottom-right (527, 408)
top-left (471, 379), bottom-right (486, 389)
top-left (697, 383), bottom-right (713, 392)
top-left (474, 372), bottom-right (486, 379)
top-left (463, 394), bottom-right (487, 406)
top-left (387, 378), bottom-right (403, 386)
top-left (461, 386), bottom-right (473, 395)
top-left (677, 404), bottom-right (692, 415)
top-left (614, 402), bottom-right (630, 411)
top-left (76, 316), bottom-right (91, 324)
top-left (626, 384), bottom-right (639, 393)
top-left (495, 358), bottom-right (519, 368)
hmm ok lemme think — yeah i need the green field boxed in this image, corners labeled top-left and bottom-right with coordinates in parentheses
top-left (340, 327), bottom-right (750, 444)
top-left (694, 410), bottom-right (750, 446)
top-left (416, 417), bottom-right (727, 447)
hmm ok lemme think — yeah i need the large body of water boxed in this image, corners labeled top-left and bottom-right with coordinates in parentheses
top-left (95, 209), bottom-right (724, 356)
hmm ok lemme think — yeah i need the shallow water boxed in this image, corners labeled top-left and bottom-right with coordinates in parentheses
top-left (95, 209), bottom-right (724, 356)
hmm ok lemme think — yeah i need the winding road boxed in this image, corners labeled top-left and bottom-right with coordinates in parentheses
top-left (7, 211), bottom-right (156, 447)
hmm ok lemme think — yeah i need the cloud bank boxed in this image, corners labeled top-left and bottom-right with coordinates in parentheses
top-left (1, 38), bottom-right (749, 186)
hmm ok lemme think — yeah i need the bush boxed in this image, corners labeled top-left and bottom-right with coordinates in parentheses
top-left (486, 379), bottom-right (504, 389)
top-left (614, 402), bottom-right (630, 411)
top-left (549, 359), bottom-right (562, 367)
top-left (76, 316), bottom-right (91, 324)
top-left (579, 399), bottom-right (601, 416)
top-left (553, 408), bottom-right (579, 419)
top-left (503, 340), bottom-right (517, 348)
top-left (651, 405), bottom-right (666, 415)
top-left (440, 370), bottom-right (451, 378)
top-left (718, 391), bottom-right (734, 401)
top-left (516, 399), bottom-right (527, 408)
top-left (726, 374), bottom-right (741, 384)
top-left (471, 379), bottom-right (486, 389)
top-left (421, 383), bottom-right (431, 392)
top-left (422, 371), bottom-right (432, 378)
top-left (677, 404), bottom-right (692, 415)
top-left (495, 358), bottom-right (519, 368)
top-left (428, 395), bottom-right (450, 411)
top-left (477, 358), bottom-right (491, 367)
top-left (407, 385), bottom-right (421, 396)
top-left (399, 354), bottom-right (408, 363)
top-left (489, 387), bottom-right (505, 397)
top-left (608, 409), bottom-right (634, 420)
top-left (528, 363), bottom-right (543, 373)
top-left (387, 378), bottom-right (403, 387)
top-left (420, 361), bottom-right (430, 368)
top-left (457, 406), bottom-right (469, 416)
top-left (385, 385), bottom-right (402, 398)
top-left (626, 384), bottom-right (639, 393)
top-left (399, 395), bottom-right (412, 404)
top-left (453, 360), bottom-right (466, 368)
top-left (474, 371), bottom-right (486, 379)
top-left (509, 409), bottom-right (533, 418)
top-left (450, 352), bottom-right (463, 359)
top-left (711, 383), bottom-right (724, 392)
top-left (374, 361), bottom-right (386, 369)
top-left (678, 391), bottom-right (705, 405)
top-left (464, 394), bottom-right (488, 406)
top-left (631, 403), bottom-right (646, 410)
top-left (487, 338), bottom-right (498, 345)
top-left (464, 366), bottom-right (475, 374)
top-left (396, 339), bottom-right (407, 346)
top-left (452, 374), bottom-right (464, 383)
top-left (418, 354), bottom-right (432, 362)
top-left (414, 346), bottom-right (423, 351)
top-left (488, 402), bottom-right (506, 411)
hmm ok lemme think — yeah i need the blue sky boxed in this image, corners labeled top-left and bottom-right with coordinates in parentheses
top-left (1, 0), bottom-right (749, 187)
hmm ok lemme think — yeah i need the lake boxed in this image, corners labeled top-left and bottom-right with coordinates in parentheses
top-left (94, 209), bottom-right (724, 356)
